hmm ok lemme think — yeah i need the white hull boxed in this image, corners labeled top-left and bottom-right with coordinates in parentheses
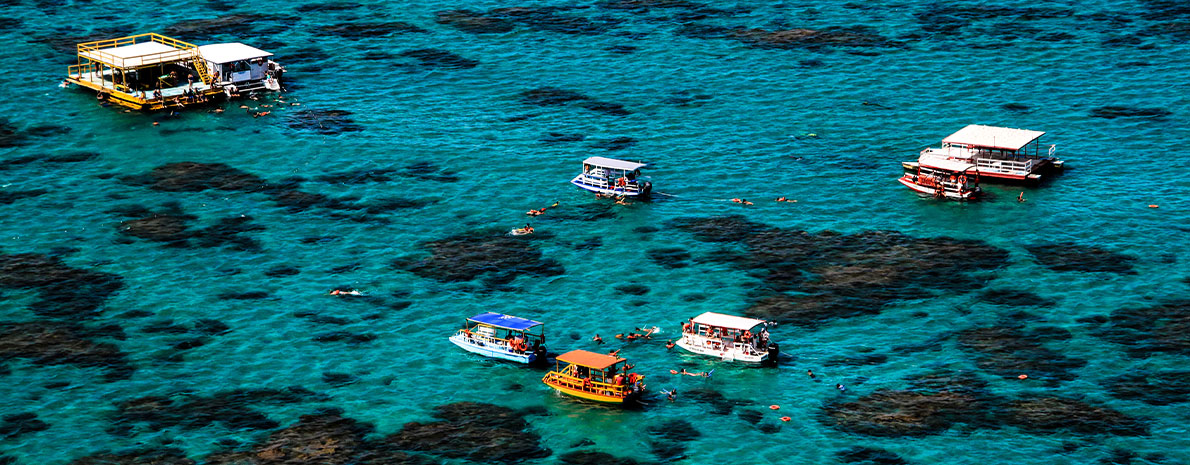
top-left (676, 335), bottom-right (768, 364)
top-left (898, 176), bottom-right (979, 200)
top-left (449, 334), bottom-right (535, 364)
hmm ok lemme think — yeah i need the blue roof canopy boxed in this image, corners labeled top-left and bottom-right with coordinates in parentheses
top-left (468, 312), bottom-right (543, 331)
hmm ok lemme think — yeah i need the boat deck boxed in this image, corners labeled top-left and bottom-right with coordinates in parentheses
top-left (73, 70), bottom-right (213, 98)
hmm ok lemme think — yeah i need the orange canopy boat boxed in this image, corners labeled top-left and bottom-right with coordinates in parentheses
top-left (542, 350), bottom-right (645, 405)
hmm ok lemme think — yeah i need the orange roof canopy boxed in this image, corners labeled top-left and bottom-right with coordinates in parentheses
top-left (556, 350), bottom-right (625, 370)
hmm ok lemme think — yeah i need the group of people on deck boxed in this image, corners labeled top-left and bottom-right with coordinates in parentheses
top-left (681, 318), bottom-right (770, 350)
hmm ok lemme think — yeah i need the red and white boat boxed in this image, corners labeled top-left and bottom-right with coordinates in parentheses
top-left (898, 156), bottom-right (982, 201)
top-left (902, 125), bottom-right (1062, 183)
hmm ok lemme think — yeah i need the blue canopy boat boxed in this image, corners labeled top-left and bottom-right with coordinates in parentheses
top-left (449, 312), bottom-right (547, 365)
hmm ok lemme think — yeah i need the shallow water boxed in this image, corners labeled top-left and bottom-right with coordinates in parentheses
top-left (1, 0), bottom-right (1188, 463)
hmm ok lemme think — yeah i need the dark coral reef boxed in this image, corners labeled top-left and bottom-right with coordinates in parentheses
top-left (670, 215), bottom-right (1009, 326)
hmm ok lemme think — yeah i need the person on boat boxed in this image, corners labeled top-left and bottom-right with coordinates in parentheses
top-left (582, 377), bottom-right (593, 391)
top-left (613, 373), bottom-right (625, 385)
top-left (608, 349), bottom-right (621, 357)
top-left (622, 363), bottom-right (635, 373)
top-left (682, 320), bottom-right (692, 333)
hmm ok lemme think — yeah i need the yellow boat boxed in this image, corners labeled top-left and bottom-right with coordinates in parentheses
top-left (542, 350), bottom-right (645, 405)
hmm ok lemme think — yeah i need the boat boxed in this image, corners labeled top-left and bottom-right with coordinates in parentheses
top-left (905, 125), bottom-right (1062, 183)
top-left (676, 312), bottom-right (779, 365)
top-left (448, 312), bottom-right (547, 365)
top-left (570, 157), bottom-right (652, 198)
top-left (542, 350), bottom-right (645, 405)
top-left (64, 33), bottom-right (284, 111)
top-left (897, 155), bottom-right (982, 201)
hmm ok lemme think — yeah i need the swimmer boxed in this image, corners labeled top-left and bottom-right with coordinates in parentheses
top-left (732, 198), bottom-right (742, 203)
top-left (776, 197), bottom-right (787, 202)
top-left (665, 340), bottom-right (675, 350)
top-left (662, 388), bottom-right (677, 402)
top-left (59, 80), bottom-right (70, 88)
top-left (807, 369), bottom-right (815, 379)
top-left (836, 383), bottom-right (846, 392)
top-left (1018, 192), bottom-right (1026, 202)
top-left (592, 334), bottom-right (604, 344)
top-left (670, 368), bottom-right (713, 378)
top-left (527, 209), bottom-right (542, 216)
top-left (743, 199), bottom-right (753, 206)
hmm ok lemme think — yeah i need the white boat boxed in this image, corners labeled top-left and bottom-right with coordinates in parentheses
top-left (908, 125), bottom-right (1061, 183)
top-left (570, 157), bottom-right (652, 197)
top-left (676, 312), bottom-right (778, 365)
top-left (448, 312), bottom-right (547, 365)
top-left (898, 155), bottom-right (982, 201)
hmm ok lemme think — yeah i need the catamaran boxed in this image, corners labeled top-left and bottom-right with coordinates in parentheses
top-left (903, 125), bottom-right (1062, 183)
top-left (448, 312), bottom-right (547, 365)
top-left (676, 312), bottom-right (779, 365)
top-left (542, 350), bottom-right (646, 405)
top-left (570, 157), bottom-right (653, 197)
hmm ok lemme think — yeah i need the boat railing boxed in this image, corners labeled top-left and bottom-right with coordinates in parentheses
top-left (581, 173), bottom-right (642, 194)
top-left (74, 33), bottom-right (214, 85)
top-left (455, 329), bottom-right (526, 353)
top-left (689, 334), bottom-right (761, 355)
top-left (975, 157), bottom-right (1034, 174)
top-left (544, 372), bottom-right (634, 397)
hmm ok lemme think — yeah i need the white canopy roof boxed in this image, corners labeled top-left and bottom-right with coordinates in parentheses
top-left (942, 124), bottom-right (1045, 151)
top-left (198, 43), bottom-right (273, 64)
top-left (920, 155), bottom-right (976, 173)
top-left (583, 157), bottom-right (646, 171)
top-left (692, 312), bottom-right (766, 330)
top-left (80, 42), bottom-right (189, 68)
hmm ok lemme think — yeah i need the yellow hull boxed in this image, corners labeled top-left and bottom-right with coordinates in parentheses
top-left (543, 379), bottom-right (627, 404)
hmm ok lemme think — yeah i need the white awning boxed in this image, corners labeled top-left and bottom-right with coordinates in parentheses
top-left (942, 124), bottom-right (1045, 151)
top-left (198, 43), bottom-right (273, 64)
top-left (691, 312), bottom-right (766, 330)
top-left (583, 157), bottom-right (646, 171)
top-left (920, 156), bottom-right (976, 173)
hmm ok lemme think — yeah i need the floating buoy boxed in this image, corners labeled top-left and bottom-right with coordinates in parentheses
top-left (769, 405), bottom-right (780, 410)
top-left (1017, 374), bottom-right (1028, 380)
top-left (1148, 205), bottom-right (1159, 208)
top-left (780, 416), bottom-right (791, 422)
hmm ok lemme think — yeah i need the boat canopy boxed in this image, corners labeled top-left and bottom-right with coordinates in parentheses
top-left (80, 41), bottom-right (188, 68)
top-left (920, 156), bottom-right (977, 173)
top-left (556, 350), bottom-right (624, 370)
top-left (467, 312), bottom-right (542, 331)
top-left (942, 125), bottom-right (1045, 151)
top-left (198, 43), bottom-right (273, 64)
top-left (583, 157), bottom-right (646, 172)
top-left (692, 312), bottom-right (766, 330)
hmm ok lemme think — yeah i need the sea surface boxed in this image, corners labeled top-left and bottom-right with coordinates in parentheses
top-left (1, 0), bottom-right (1188, 464)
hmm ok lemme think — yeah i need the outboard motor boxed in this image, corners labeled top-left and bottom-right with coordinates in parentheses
top-left (530, 346), bottom-right (548, 368)
top-left (765, 343), bottom-right (780, 367)
top-left (641, 181), bottom-right (653, 197)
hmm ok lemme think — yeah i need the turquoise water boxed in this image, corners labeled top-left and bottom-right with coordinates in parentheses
top-left (1, 0), bottom-right (1189, 463)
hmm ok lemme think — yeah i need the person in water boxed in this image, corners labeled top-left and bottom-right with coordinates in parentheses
top-left (670, 368), bottom-right (711, 378)
top-left (665, 340), bottom-right (675, 350)
top-left (592, 334), bottom-right (604, 344)
top-left (1018, 192), bottom-right (1026, 202)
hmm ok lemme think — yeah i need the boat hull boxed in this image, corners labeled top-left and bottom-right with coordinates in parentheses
top-left (449, 334), bottom-right (537, 364)
top-left (675, 336), bottom-right (769, 364)
top-left (543, 380), bottom-right (631, 404)
top-left (570, 176), bottom-right (651, 197)
top-left (898, 176), bottom-right (979, 201)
